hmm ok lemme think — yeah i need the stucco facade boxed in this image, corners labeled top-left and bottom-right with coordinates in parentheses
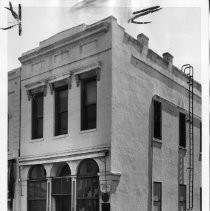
top-left (9, 16), bottom-right (201, 211)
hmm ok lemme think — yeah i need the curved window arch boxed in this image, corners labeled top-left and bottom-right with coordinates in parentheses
top-left (77, 159), bottom-right (99, 211)
top-left (28, 165), bottom-right (47, 211)
top-left (52, 163), bottom-right (71, 211)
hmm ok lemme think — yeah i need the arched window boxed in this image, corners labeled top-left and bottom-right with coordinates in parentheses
top-left (28, 165), bottom-right (47, 211)
top-left (77, 159), bottom-right (99, 211)
top-left (52, 163), bottom-right (71, 211)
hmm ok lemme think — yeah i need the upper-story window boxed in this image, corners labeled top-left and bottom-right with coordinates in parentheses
top-left (154, 100), bottom-right (162, 140)
top-left (153, 182), bottom-right (162, 211)
top-left (81, 77), bottom-right (97, 131)
top-left (200, 122), bottom-right (202, 153)
top-left (55, 85), bottom-right (68, 136)
top-left (32, 93), bottom-right (43, 139)
top-left (179, 184), bottom-right (186, 211)
top-left (179, 112), bottom-right (186, 148)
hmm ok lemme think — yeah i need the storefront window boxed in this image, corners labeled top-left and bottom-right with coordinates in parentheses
top-left (28, 165), bottom-right (47, 211)
top-left (52, 163), bottom-right (71, 211)
top-left (77, 159), bottom-right (99, 211)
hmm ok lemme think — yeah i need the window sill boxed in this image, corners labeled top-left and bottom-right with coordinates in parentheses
top-left (53, 134), bottom-right (68, 140)
top-left (80, 128), bottom-right (96, 134)
top-left (30, 138), bottom-right (44, 143)
top-left (179, 146), bottom-right (187, 151)
top-left (153, 137), bottom-right (162, 144)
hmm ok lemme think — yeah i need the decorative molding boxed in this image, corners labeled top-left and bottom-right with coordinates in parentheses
top-left (74, 61), bottom-right (102, 87)
top-left (48, 71), bottom-right (73, 94)
top-left (25, 81), bottom-right (47, 101)
top-left (19, 145), bottom-right (110, 166)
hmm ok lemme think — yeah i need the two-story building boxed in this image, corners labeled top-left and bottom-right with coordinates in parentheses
top-left (9, 16), bottom-right (201, 211)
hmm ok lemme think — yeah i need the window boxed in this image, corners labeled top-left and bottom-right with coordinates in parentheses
top-left (200, 122), bottom-right (202, 153)
top-left (32, 93), bottom-right (43, 139)
top-left (52, 164), bottom-right (71, 211)
top-left (179, 113), bottom-right (186, 148)
top-left (81, 77), bottom-right (97, 130)
top-left (77, 159), bottom-right (99, 211)
top-left (153, 182), bottom-right (161, 211)
top-left (55, 85), bottom-right (68, 136)
top-left (154, 100), bottom-right (162, 139)
top-left (179, 184), bottom-right (186, 211)
top-left (200, 187), bottom-right (202, 211)
top-left (28, 165), bottom-right (47, 211)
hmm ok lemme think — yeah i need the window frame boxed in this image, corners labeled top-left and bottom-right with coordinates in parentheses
top-left (31, 92), bottom-right (44, 139)
top-left (54, 85), bottom-right (68, 136)
top-left (153, 182), bottom-right (162, 211)
top-left (81, 76), bottom-right (97, 131)
top-left (153, 100), bottom-right (162, 140)
top-left (179, 112), bottom-right (186, 148)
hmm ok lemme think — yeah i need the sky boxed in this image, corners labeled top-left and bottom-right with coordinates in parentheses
top-left (5, 0), bottom-right (201, 81)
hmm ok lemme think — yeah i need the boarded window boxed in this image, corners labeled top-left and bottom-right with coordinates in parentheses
top-left (153, 182), bottom-right (161, 211)
top-left (81, 78), bottom-right (97, 130)
top-left (55, 86), bottom-right (68, 135)
top-left (32, 93), bottom-right (43, 139)
top-left (154, 101), bottom-right (162, 139)
top-left (179, 113), bottom-right (186, 147)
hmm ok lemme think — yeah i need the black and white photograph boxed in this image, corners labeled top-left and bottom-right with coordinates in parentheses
top-left (1, 0), bottom-right (209, 211)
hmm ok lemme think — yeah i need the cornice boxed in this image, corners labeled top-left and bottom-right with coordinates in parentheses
top-left (19, 22), bottom-right (110, 64)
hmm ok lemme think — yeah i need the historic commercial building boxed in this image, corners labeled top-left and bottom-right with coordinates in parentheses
top-left (8, 16), bottom-right (202, 211)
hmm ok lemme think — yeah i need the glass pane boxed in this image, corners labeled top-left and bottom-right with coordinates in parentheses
top-left (61, 177), bottom-right (71, 195)
top-left (154, 101), bottom-right (161, 139)
top-left (58, 88), bottom-right (68, 112)
top-left (179, 185), bottom-right (186, 201)
top-left (39, 181), bottom-right (47, 199)
top-left (86, 80), bottom-right (96, 105)
top-left (28, 182), bottom-right (35, 199)
top-left (30, 165), bottom-right (46, 179)
top-left (36, 95), bottom-right (43, 117)
top-left (37, 118), bottom-right (43, 138)
top-left (60, 112), bottom-right (68, 132)
top-left (179, 203), bottom-right (186, 211)
top-left (86, 104), bottom-right (96, 123)
top-left (154, 204), bottom-right (161, 211)
top-left (52, 178), bottom-right (61, 194)
top-left (59, 164), bottom-right (71, 176)
top-left (153, 183), bottom-right (161, 201)
top-left (77, 199), bottom-right (99, 211)
top-left (78, 160), bottom-right (99, 176)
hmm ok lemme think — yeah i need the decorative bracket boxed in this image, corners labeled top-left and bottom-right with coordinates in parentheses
top-left (25, 83), bottom-right (47, 101)
top-left (74, 61), bottom-right (102, 87)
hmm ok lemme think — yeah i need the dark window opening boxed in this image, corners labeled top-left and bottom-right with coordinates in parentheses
top-left (179, 113), bottom-right (186, 148)
top-left (28, 165), bottom-right (47, 211)
top-left (153, 182), bottom-right (161, 211)
top-left (55, 86), bottom-right (68, 136)
top-left (179, 184), bottom-right (186, 211)
top-left (77, 159), bottom-right (99, 211)
top-left (154, 100), bottom-right (162, 139)
top-left (200, 122), bottom-right (202, 153)
top-left (52, 164), bottom-right (71, 211)
top-left (81, 78), bottom-right (97, 131)
top-left (32, 93), bottom-right (43, 139)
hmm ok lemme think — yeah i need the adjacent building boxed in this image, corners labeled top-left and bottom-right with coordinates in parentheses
top-left (8, 16), bottom-right (202, 211)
